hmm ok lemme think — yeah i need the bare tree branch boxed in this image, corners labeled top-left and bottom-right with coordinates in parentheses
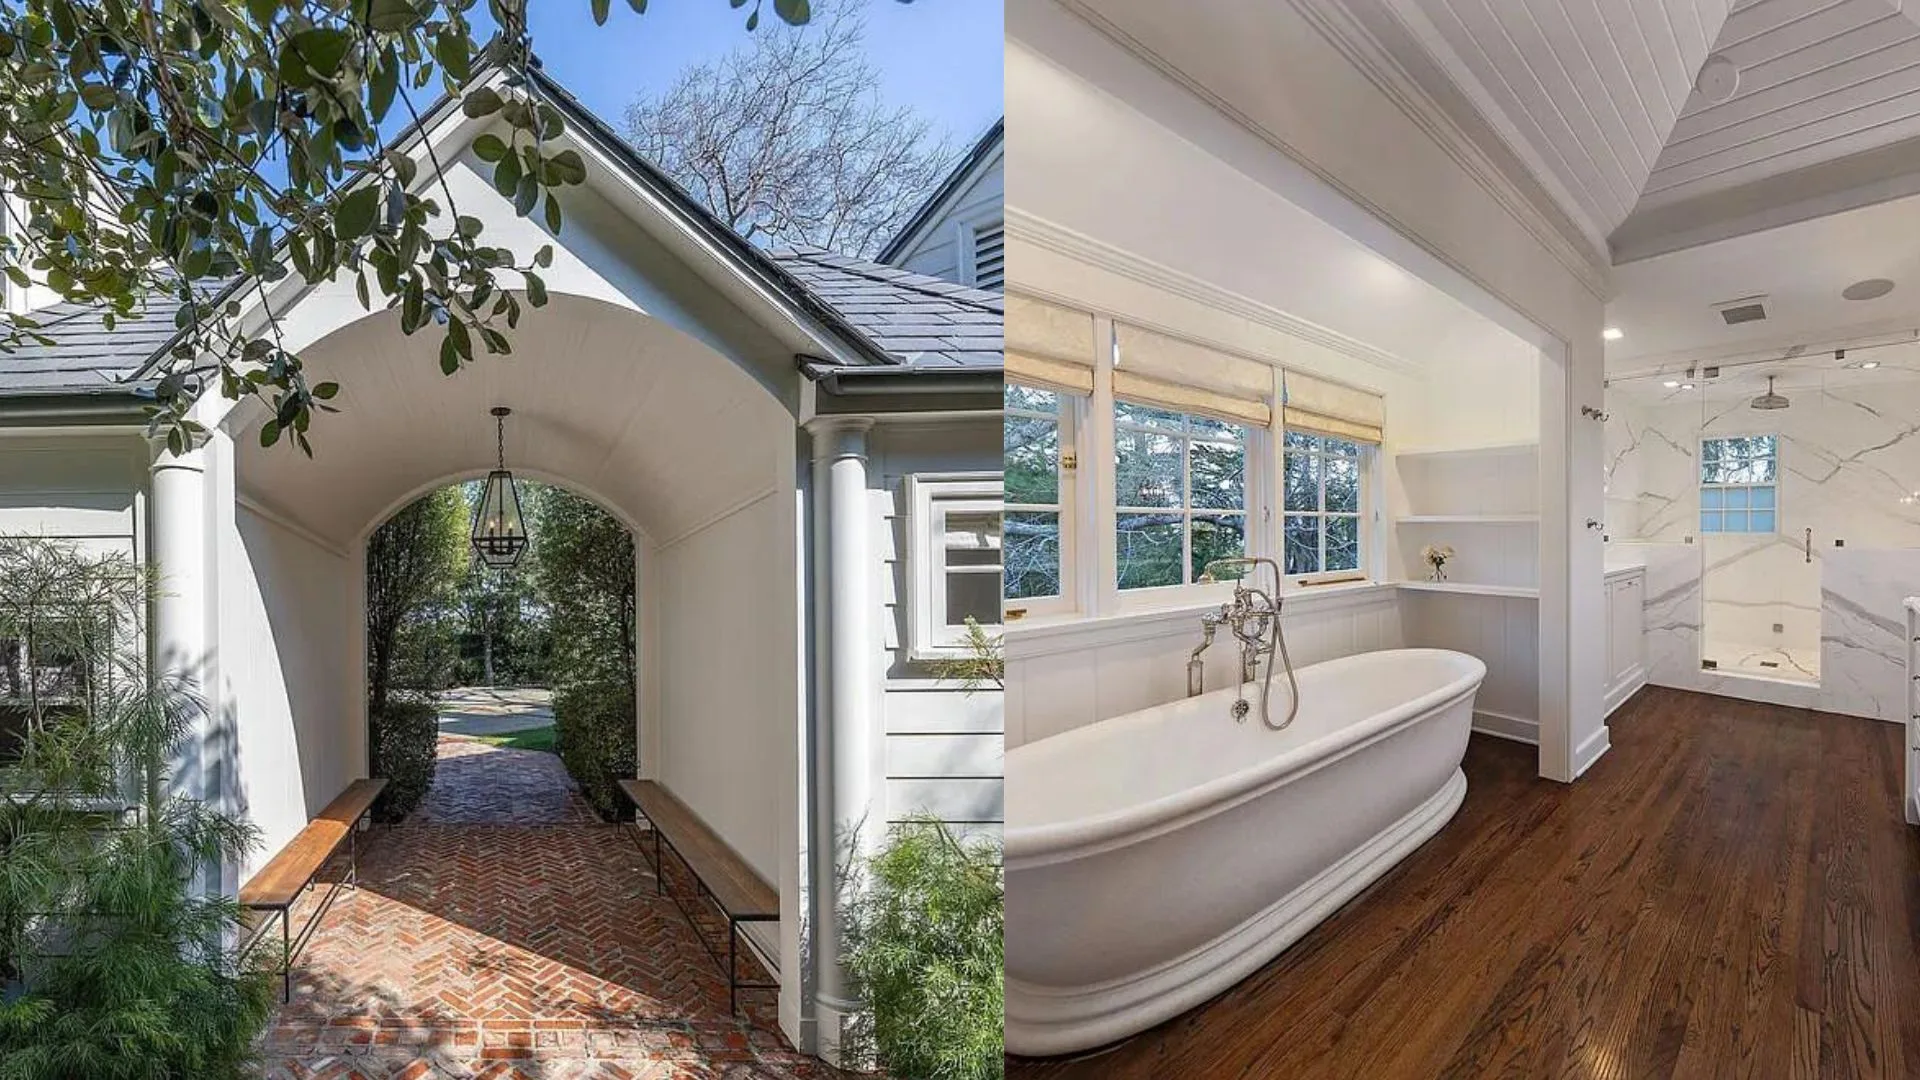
top-left (623, 0), bottom-right (957, 259)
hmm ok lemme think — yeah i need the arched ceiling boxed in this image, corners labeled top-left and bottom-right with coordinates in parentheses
top-left (232, 294), bottom-right (790, 548)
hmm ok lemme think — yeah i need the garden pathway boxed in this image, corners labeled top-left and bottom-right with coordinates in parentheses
top-left (258, 730), bottom-right (829, 1079)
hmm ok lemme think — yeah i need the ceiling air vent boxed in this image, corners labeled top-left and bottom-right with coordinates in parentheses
top-left (1713, 296), bottom-right (1768, 326)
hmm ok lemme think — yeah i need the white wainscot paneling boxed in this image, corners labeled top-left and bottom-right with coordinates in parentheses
top-left (1005, 584), bottom-right (1402, 748)
top-left (1400, 590), bottom-right (1539, 743)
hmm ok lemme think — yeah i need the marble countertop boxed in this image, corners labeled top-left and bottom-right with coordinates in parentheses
top-left (1604, 559), bottom-right (1646, 578)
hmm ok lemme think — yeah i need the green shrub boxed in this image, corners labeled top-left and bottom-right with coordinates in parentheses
top-left (845, 816), bottom-right (1005, 1080)
top-left (0, 537), bottom-right (276, 1078)
top-left (368, 695), bottom-right (439, 823)
top-left (552, 681), bottom-right (635, 821)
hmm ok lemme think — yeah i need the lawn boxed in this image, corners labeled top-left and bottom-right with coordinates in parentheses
top-left (472, 724), bottom-right (556, 753)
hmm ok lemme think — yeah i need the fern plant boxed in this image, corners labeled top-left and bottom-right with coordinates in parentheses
top-left (844, 815), bottom-right (1005, 1080)
top-left (0, 538), bottom-right (274, 1080)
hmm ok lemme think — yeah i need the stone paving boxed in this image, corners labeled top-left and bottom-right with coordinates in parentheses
top-left (258, 734), bottom-right (834, 1079)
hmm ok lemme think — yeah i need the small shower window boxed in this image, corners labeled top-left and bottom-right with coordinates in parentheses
top-left (1700, 435), bottom-right (1777, 534)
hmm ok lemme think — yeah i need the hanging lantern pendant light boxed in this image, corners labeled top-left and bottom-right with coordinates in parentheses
top-left (472, 407), bottom-right (529, 569)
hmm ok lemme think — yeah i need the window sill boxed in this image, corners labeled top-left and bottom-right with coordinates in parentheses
top-left (1005, 580), bottom-right (1398, 660)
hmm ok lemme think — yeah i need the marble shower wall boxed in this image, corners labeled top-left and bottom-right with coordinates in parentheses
top-left (1606, 370), bottom-right (1920, 721)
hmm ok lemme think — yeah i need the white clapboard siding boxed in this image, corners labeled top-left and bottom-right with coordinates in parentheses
top-left (887, 732), bottom-right (1003, 778)
top-left (886, 778), bottom-right (1004, 824)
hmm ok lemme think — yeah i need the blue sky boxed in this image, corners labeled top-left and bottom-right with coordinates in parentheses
top-left (520, 1), bottom-right (1004, 149)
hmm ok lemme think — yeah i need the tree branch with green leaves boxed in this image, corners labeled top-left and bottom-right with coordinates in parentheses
top-left (0, 0), bottom-right (817, 458)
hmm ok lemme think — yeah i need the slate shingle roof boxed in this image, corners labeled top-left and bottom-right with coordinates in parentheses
top-left (0, 298), bottom-right (184, 394)
top-left (771, 247), bottom-right (1002, 371)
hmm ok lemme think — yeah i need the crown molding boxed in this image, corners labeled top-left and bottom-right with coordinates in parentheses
top-left (1286, 0), bottom-right (1612, 300)
top-left (1007, 207), bottom-right (1424, 377)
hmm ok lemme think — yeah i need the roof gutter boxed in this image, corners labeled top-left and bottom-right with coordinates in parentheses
top-left (0, 386), bottom-right (154, 426)
top-left (798, 358), bottom-right (1003, 396)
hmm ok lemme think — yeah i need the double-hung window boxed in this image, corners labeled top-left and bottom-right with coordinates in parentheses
top-left (1114, 401), bottom-right (1248, 589)
top-left (1282, 431), bottom-right (1364, 577)
top-left (1700, 435), bottom-right (1777, 534)
top-left (905, 474), bottom-right (1002, 659)
top-left (1004, 384), bottom-right (1071, 611)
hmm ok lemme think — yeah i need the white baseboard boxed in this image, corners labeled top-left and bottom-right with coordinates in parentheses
top-left (1574, 725), bottom-right (1612, 778)
top-left (1604, 669), bottom-right (1647, 718)
top-left (1471, 709), bottom-right (1538, 746)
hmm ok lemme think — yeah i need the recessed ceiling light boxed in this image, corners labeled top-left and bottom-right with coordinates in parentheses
top-left (1681, 382), bottom-right (1696, 391)
top-left (1663, 380), bottom-right (1680, 388)
top-left (1862, 360), bottom-right (1881, 370)
top-left (1602, 327), bottom-right (1624, 341)
top-left (1842, 278), bottom-right (1895, 301)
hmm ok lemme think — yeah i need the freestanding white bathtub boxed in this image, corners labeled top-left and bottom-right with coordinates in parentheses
top-left (1004, 647), bottom-right (1486, 1057)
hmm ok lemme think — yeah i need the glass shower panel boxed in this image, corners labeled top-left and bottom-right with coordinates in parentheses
top-left (1697, 363), bottom-right (1820, 683)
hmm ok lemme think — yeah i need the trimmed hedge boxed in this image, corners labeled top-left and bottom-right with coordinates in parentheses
top-left (553, 681), bottom-right (635, 821)
top-left (369, 696), bottom-right (438, 823)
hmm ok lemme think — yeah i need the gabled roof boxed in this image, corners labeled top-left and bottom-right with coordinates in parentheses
top-left (772, 248), bottom-right (1002, 370)
top-left (878, 118), bottom-right (1004, 266)
top-left (0, 65), bottom-right (1001, 400)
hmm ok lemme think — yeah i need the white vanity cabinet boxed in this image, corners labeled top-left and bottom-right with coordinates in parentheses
top-left (1604, 566), bottom-right (1647, 717)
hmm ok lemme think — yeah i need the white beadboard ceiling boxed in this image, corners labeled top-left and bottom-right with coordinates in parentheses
top-left (1387, 0), bottom-right (1734, 248)
top-left (1385, 0), bottom-right (1920, 260)
top-left (1645, 0), bottom-right (1920, 207)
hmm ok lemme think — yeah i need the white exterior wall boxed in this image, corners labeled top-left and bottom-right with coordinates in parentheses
top-left (654, 487), bottom-right (795, 884)
top-left (221, 501), bottom-right (360, 872)
top-left (893, 149), bottom-right (1005, 287)
top-left (872, 419), bottom-right (1005, 839)
top-left (0, 432), bottom-right (146, 559)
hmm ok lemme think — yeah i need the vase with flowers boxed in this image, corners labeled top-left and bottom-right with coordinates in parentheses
top-left (1421, 544), bottom-right (1455, 582)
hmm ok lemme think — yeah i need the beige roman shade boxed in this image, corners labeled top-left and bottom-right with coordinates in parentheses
top-left (1111, 323), bottom-right (1273, 428)
top-left (1283, 370), bottom-right (1385, 444)
top-left (1005, 293), bottom-right (1095, 395)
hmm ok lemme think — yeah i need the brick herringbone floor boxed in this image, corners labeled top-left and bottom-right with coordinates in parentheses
top-left (259, 738), bottom-right (836, 1079)
top-left (412, 735), bottom-right (602, 826)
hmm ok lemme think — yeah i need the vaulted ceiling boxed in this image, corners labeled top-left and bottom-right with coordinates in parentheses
top-left (1387, 0), bottom-right (1920, 263)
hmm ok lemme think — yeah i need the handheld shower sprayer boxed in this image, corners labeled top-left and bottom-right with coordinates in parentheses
top-left (1195, 556), bottom-right (1301, 731)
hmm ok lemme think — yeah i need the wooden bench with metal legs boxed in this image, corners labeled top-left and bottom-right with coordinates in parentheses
top-left (617, 779), bottom-right (779, 1014)
top-left (237, 778), bottom-right (386, 1002)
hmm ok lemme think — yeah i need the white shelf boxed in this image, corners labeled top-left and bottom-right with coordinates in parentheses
top-left (1395, 514), bottom-right (1539, 524)
top-left (1395, 581), bottom-right (1539, 599)
top-left (1394, 441), bottom-right (1539, 461)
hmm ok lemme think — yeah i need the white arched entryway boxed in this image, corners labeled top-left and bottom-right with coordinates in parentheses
top-left (155, 284), bottom-right (824, 1046)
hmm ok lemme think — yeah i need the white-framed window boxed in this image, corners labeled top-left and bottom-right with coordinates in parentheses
top-left (1113, 400), bottom-right (1249, 590)
top-left (1004, 383), bottom-right (1074, 617)
top-left (1281, 431), bottom-right (1366, 578)
top-left (905, 473), bottom-right (1002, 659)
top-left (1700, 435), bottom-right (1777, 534)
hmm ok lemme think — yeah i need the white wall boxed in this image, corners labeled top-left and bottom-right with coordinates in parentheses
top-left (894, 149), bottom-right (1005, 287)
top-left (0, 433), bottom-right (146, 559)
top-left (221, 502), bottom-right (359, 873)
top-left (871, 419), bottom-right (1005, 838)
top-left (655, 488), bottom-right (794, 884)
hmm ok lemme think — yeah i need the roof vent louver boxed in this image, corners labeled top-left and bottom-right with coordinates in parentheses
top-left (1713, 296), bottom-right (1768, 326)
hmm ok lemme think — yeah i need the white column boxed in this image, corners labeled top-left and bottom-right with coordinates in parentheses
top-left (149, 440), bottom-right (211, 804)
top-left (804, 416), bottom-right (876, 1066)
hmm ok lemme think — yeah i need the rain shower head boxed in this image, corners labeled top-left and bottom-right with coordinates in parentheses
top-left (1751, 375), bottom-right (1790, 411)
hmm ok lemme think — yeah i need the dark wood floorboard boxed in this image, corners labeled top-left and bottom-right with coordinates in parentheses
top-left (1005, 687), bottom-right (1920, 1080)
